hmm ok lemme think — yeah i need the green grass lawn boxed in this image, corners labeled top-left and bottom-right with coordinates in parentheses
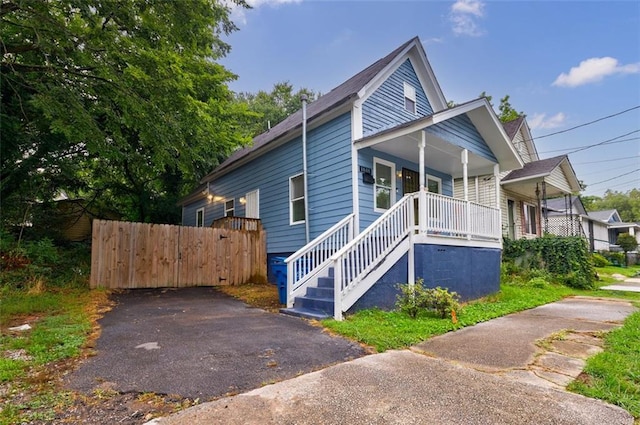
top-left (569, 311), bottom-right (640, 418)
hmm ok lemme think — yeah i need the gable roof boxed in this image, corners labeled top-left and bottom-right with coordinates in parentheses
top-left (545, 196), bottom-right (588, 216)
top-left (502, 155), bottom-right (566, 182)
top-left (502, 116), bottom-right (525, 141)
top-left (588, 209), bottom-right (620, 223)
top-left (200, 37), bottom-right (421, 184)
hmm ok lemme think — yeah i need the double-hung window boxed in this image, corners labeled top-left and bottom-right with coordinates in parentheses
top-left (523, 204), bottom-right (537, 235)
top-left (224, 199), bottom-right (235, 217)
top-left (290, 174), bottom-right (305, 224)
top-left (404, 82), bottom-right (416, 114)
top-left (374, 158), bottom-right (395, 212)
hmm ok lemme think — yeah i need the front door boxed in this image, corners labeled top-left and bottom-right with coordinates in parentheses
top-left (402, 168), bottom-right (420, 224)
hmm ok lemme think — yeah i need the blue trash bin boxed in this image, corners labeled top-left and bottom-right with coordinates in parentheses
top-left (270, 257), bottom-right (287, 304)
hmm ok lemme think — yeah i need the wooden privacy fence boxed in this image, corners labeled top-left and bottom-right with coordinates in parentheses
top-left (90, 220), bottom-right (266, 289)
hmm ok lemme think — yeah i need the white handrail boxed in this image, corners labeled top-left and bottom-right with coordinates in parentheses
top-left (332, 195), bottom-right (414, 319)
top-left (285, 213), bottom-right (354, 307)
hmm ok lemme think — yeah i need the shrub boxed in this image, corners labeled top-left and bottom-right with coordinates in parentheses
top-left (527, 277), bottom-right (549, 288)
top-left (396, 279), bottom-right (432, 318)
top-left (503, 235), bottom-right (594, 289)
top-left (395, 279), bottom-right (460, 319)
top-left (600, 251), bottom-right (625, 267)
top-left (591, 253), bottom-right (610, 268)
top-left (428, 286), bottom-right (461, 318)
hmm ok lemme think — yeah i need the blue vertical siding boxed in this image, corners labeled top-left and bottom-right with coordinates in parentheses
top-left (425, 115), bottom-right (497, 162)
top-left (357, 147), bottom-right (452, 231)
top-left (181, 113), bottom-right (353, 254)
top-left (362, 59), bottom-right (432, 137)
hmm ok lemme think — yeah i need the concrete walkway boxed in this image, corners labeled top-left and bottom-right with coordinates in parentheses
top-left (601, 276), bottom-right (640, 293)
top-left (148, 297), bottom-right (636, 425)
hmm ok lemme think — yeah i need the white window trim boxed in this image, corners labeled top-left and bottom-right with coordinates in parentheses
top-left (426, 174), bottom-right (442, 194)
top-left (373, 157), bottom-right (396, 213)
top-left (403, 82), bottom-right (416, 114)
top-left (195, 207), bottom-right (205, 228)
top-left (523, 203), bottom-right (537, 235)
top-left (224, 198), bottom-right (235, 217)
top-left (289, 173), bottom-right (305, 225)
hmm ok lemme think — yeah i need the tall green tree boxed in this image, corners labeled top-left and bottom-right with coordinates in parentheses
top-left (479, 92), bottom-right (523, 122)
top-left (584, 189), bottom-right (640, 222)
top-left (236, 81), bottom-right (318, 137)
top-left (1, 0), bottom-right (252, 225)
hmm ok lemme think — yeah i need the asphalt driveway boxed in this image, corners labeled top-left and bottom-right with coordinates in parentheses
top-left (66, 287), bottom-right (366, 399)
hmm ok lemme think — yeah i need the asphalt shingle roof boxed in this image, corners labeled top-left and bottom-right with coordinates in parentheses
top-left (502, 155), bottom-right (566, 182)
top-left (201, 37), bottom-right (418, 183)
top-left (501, 116), bottom-right (524, 141)
top-left (588, 209), bottom-right (618, 222)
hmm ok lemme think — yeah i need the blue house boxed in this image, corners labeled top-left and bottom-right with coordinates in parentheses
top-left (180, 37), bottom-right (523, 320)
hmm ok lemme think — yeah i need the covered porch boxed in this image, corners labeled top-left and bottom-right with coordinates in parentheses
top-left (354, 98), bottom-right (522, 246)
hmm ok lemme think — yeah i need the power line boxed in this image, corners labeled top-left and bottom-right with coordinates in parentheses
top-left (534, 105), bottom-right (640, 140)
top-left (579, 162), bottom-right (640, 177)
top-left (537, 131), bottom-right (640, 154)
top-left (587, 168), bottom-right (639, 187)
top-left (573, 155), bottom-right (640, 165)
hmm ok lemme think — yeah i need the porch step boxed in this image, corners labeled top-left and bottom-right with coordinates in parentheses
top-left (279, 307), bottom-right (330, 320)
top-left (306, 286), bottom-right (334, 298)
top-left (317, 276), bottom-right (335, 288)
top-left (294, 295), bottom-right (334, 315)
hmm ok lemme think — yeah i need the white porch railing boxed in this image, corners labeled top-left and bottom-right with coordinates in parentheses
top-left (284, 191), bottom-right (501, 320)
top-left (422, 191), bottom-right (501, 241)
top-left (285, 214), bottom-right (354, 308)
top-left (332, 195), bottom-right (414, 319)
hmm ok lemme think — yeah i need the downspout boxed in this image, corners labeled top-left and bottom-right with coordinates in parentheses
top-left (301, 94), bottom-right (310, 244)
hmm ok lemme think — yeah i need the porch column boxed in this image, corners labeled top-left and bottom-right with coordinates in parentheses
top-left (462, 149), bottom-right (470, 240)
top-left (462, 149), bottom-right (469, 201)
top-left (419, 131), bottom-right (427, 233)
top-left (493, 164), bottom-right (501, 210)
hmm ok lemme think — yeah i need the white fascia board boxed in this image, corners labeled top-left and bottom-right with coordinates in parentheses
top-left (413, 40), bottom-right (448, 112)
top-left (356, 39), bottom-right (447, 113)
top-left (357, 43), bottom-right (416, 100)
top-left (521, 119), bottom-right (540, 161)
top-left (559, 158), bottom-right (582, 193)
top-left (434, 99), bottom-right (523, 172)
top-left (500, 172), bottom-right (550, 185)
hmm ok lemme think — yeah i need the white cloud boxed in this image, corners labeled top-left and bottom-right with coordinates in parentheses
top-left (450, 0), bottom-right (485, 37)
top-left (529, 112), bottom-right (566, 130)
top-left (228, 0), bottom-right (301, 25)
top-left (553, 57), bottom-right (640, 88)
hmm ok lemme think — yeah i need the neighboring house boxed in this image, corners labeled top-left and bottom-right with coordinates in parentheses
top-left (589, 209), bottom-right (640, 251)
top-left (545, 197), bottom-right (609, 252)
top-left (454, 116), bottom-right (582, 241)
top-left (180, 37), bottom-right (525, 320)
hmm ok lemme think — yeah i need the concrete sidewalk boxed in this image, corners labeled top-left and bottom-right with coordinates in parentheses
top-left (148, 297), bottom-right (636, 425)
top-left (601, 276), bottom-right (640, 293)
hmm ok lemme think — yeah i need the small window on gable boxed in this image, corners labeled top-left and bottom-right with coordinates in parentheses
top-left (224, 199), bottom-right (235, 217)
top-left (196, 207), bottom-right (205, 228)
top-left (404, 82), bottom-right (416, 114)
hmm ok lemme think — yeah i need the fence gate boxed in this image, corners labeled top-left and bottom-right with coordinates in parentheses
top-left (90, 220), bottom-right (266, 289)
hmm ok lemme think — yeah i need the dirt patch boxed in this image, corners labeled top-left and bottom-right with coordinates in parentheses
top-left (217, 282), bottom-right (282, 312)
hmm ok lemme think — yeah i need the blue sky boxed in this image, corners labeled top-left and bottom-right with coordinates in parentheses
top-left (221, 0), bottom-right (639, 198)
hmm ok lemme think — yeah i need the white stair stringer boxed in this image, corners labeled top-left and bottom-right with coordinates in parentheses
top-left (340, 236), bottom-right (411, 312)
